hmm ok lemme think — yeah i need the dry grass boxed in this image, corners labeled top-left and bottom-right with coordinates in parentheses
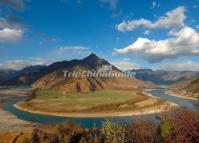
top-left (0, 130), bottom-right (32, 143)
top-left (18, 89), bottom-right (162, 113)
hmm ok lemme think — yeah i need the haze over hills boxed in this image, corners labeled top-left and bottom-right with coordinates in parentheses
top-left (0, 70), bottom-right (18, 83)
top-left (132, 69), bottom-right (199, 85)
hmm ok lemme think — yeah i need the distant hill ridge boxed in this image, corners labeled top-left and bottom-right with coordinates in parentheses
top-left (132, 69), bottom-right (199, 85)
top-left (182, 77), bottom-right (199, 94)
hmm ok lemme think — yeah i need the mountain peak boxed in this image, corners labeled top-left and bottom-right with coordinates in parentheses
top-left (83, 53), bottom-right (100, 61)
top-left (87, 53), bottom-right (98, 58)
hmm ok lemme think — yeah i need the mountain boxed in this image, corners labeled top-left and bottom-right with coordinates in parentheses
top-left (132, 69), bottom-right (199, 85)
top-left (18, 65), bottom-right (46, 74)
top-left (0, 70), bottom-right (18, 83)
top-left (32, 53), bottom-right (155, 92)
top-left (0, 65), bottom-right (46, 86)
top-left (1, 54), bottom-right (155, 92)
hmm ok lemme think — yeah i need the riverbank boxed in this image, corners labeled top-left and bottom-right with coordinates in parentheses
top-left (14, 101), bottom-right (178, 118)
top-left (0, 86), bottom-right (16, 90)
top-left (0, 88), bottom-right (37, 132)
top-left (14, 90), bottom-right (179, 118)
top-left (166, 90), bottom-right (199, 101)
top-left (0, 88), bottom-right (33, 96)
top-left (0, 110), bottom-right (36, 132)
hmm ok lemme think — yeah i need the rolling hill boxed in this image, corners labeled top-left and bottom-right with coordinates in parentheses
top-left (183, 77), bottom-right (199, 94)
top-left (170, 77), bottom-right (199, 99)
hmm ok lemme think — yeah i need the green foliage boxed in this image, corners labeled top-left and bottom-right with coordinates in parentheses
top-left (102, 119), bottom-right (126, 143)
top-left (160, 120), bottom-right (172, 138)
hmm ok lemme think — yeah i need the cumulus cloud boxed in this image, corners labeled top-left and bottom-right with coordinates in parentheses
top-left (113, 26), bottom-right (199, 63)
top-left (0, 17), bottom-right (22, 30)
top-left (116, 6), bottom-right (186, 32)
top-left (99, 0), bottom-right (118, 10)
top-left (0, 10), bottom-right (25, 42)
top-left (160, 60), bottom-right (199, 71)
top-left (0, 28), bottom-right (23, 42)
top-left (111, 59), bottom-right (140, 70)
top-left (0, 0), bottom-right (27, 10)
top-left (0, 58), bottom-right (46, 70)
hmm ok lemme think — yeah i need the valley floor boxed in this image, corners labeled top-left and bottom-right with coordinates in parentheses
top-left (15, 89), bottom-right (179, 118)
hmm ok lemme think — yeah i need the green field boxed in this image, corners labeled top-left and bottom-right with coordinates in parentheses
top-left (19, 89), bottom-right (160, 113)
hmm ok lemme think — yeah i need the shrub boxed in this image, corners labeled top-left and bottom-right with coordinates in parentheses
top-left (160, 117), bottom-right (172, 138)
top-left (79, 128), bottom-right (102, 143)
top-left (102, 119), bottom-right (126, 143)
top-left (23, 129), bottom-right (59, 143)
top-left (126, 120), bottom-right (157, 143)
top-left (162, 109), bottom-right (199, 143)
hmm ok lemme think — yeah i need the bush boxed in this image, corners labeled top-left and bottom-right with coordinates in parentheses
top-left (22, 110), bottom-right (199, 143)
top-left (126, 120), bottom-right (157, 143)
top-left (102, 119), bottom-right (126, 143)
top-left (79, 128), bottom-right (102, 143)
top-left (23, 129), bottom-right (59, 143)
top-left (160, 117), bottom-right (172, 138)
top-left (161, 109), bottom-right (199, 143)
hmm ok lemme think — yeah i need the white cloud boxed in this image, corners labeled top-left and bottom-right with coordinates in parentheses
top-left (0, 16), bottom-right (24, 42)
top-left (151, 1), bottom-right (159, 9)
top-left (116, 6), bottom-right (186, 32)
top-left (0, 58), bottom-right (46, 70)
top-left (99, 0), bottom-right (118, 10)
top-left (111, 59), bottom-right (140, 70)
top-left (113, 26), bottom-right (199, 63)
top-left (39, 37), bottom-right (59, 45)
top-left (196, 25), bottom-right (199, 29)
top-left (0, 17), bottom-right (22, 29)
top-left (48, 45), bottom-right (91, 62)
top-left (59, 46), bottom-right (90, 51)
top-left (0, 28), bottom-right (23, 42)
top-left (160, 60), bottom-right (199, 71)
top-left (143, 30), bottom-right (150, 35)
top-left (58, 46), bottom-right (91, 56)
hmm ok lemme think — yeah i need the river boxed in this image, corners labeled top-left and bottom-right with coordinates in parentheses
top-left (1, 88), bottom-right (199, 128)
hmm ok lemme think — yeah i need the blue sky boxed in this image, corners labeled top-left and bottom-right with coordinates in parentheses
top-left (0, 0), bottom-right (199, 71)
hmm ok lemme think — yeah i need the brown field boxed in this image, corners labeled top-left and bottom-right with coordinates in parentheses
top-left (16, 89), bottom-right (172, 115)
